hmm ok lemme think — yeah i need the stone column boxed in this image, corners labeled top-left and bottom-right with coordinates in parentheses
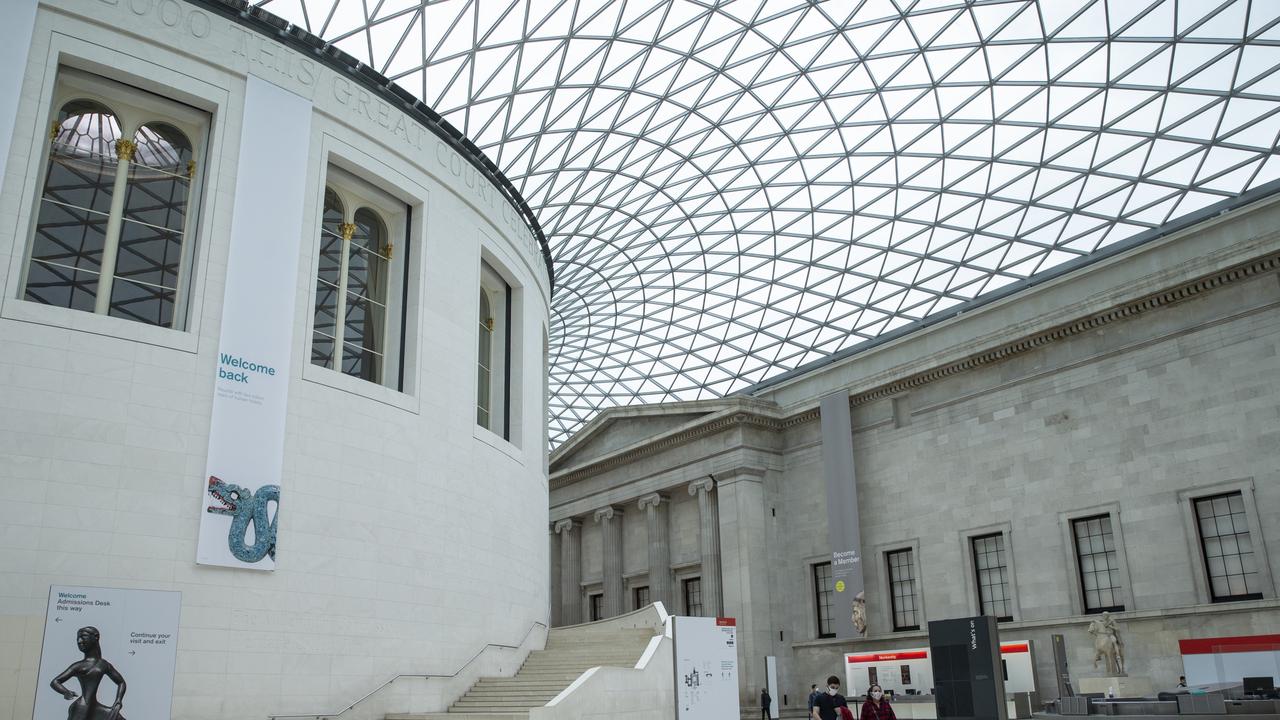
top-left (715, 467), bottom-right (772, 710)
top-left (549, 524), bottom-right (562, 627)
top-left (554, 518), bottom-right (582, 625)
top-left (595, 506), bottom-right (624, 618)
top-left (688, 476), bottom-right (723, 617)
top-left (638, 493), bottom-right (671, 612)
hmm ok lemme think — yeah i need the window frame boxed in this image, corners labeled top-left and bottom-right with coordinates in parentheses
top-left (1194, 492), bottom-right (1264, 603)
top-left (474, 246), bottom-right (524, 450)
top-left (17, 67), bottom-right (209, 332)
top-left (961, 523), bottom-right (1019, 622)
top-left (812, 560), bottom-right (835, 638)
top-left (633, 585), bottom-right (650, 611)
top-left (886, 548), bottom-right (921, 631)
top-left (682, 576), bottom-right (704, 617)
top-left (1071, 515), bottom-right (1125, 613)
top-left (1054, 502), bottom-right (1136, 614)
top-left (300, 140), bottom-right (426, 412)
top-left (308, 164), bottom-right (410, 391)
top-left (1060, 505), bottom-right (1133, 615)
top-left (1178, 479), bottom-right (1275, 604)
top-left (588, 592), bottom-right (604, 622)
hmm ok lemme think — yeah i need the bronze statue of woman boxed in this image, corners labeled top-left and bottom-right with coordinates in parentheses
top-left (49, 626), bottom-right (127, 720)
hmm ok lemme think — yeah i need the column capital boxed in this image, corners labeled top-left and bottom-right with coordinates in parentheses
top-left (637, 493), bottom-right (668, 510)
top-left (594, 506), bottom-right (622, 523)
top-left (553, 518), bottom-right (581, 534)
top-left (688, 476), bottom-right (715, 496)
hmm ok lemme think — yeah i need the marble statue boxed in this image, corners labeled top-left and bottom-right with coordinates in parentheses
top-left (50, 626), bottom-right (127, 720)
top-left (851, 591), bottom-right (867, 637)
top-left (1087, 611), bottom-right (1125, 675)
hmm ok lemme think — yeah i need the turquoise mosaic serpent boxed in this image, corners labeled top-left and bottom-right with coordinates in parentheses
top-left (206, 476), bottom-right (279, 563)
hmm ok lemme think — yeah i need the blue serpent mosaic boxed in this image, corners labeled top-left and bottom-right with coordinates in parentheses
top-left (206, 476), bottom-right (279, 563)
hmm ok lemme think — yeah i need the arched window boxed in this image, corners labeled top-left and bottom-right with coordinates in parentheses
top-left (477, 288), bottom-right (493, 427)
top-left (25, 100), bottom-right (122, 313)
top-left (344, 208), bottom-right (388, 382)
top-left (111, 122), bottom-right (193, 326)
top-left (311, 180), bottom-right (396, 386)
top-left (477, 261), bottom-right (511, 438)
top-left (311, 189), bottom-right (345, 369)
top-left (22, 70), bottom-right (206, 329)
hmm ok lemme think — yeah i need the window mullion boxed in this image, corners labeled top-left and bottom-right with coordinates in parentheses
top-left (170, 158), bottom-right (197, 331)
top-left (335, 221), bottom-right (355, 372)
top-left (92, 138), bottom-right (136, 315)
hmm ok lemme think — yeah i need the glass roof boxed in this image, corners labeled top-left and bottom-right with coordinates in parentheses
top-left (253, 0), bottom-right (1280, 447)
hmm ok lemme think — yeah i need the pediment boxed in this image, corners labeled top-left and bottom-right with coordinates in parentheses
top-left (550, 400), bottom-right (738, 471)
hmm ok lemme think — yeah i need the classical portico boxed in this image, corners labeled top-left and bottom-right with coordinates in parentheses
top-left (548, 401), bottom-right (784, 706)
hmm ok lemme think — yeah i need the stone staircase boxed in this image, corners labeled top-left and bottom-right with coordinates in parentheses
top-left (387, 626), bottom-right (657, 720)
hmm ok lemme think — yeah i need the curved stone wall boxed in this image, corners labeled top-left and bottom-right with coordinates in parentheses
top-left (0, 1), bottom-right (551, 718)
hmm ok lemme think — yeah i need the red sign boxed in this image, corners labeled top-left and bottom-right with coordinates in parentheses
top-left (716, 617), bottom-right (736, 626)
top-left (1179, 635), bottom-right (1280, 655)
top-left (1000, 643), bottom-right (1029, 654)
top-left (847, 650), bottom-right (929, 663)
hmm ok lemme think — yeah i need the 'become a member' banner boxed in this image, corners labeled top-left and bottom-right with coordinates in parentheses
top-left (196, 74), bottom-right (312, 570)
top-left (821, 390), bottom-right (866, 639)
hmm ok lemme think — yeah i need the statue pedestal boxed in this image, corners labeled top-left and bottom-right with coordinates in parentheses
top-left (1078, 676), bottom-right (1153, 697)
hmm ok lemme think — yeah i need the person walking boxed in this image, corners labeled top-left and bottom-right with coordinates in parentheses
top-left (761, 687), bottom-right (772, 719)
top-left (860, 683), bottom-right (897, 720)
top-left (808, 684), bottom-right (821, 717)
top-left (812, 675), bottom-right (849, 720)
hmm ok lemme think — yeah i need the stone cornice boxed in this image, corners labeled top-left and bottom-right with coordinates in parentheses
top-left (550, 250), bottom-right (1280, 487)
top-left (839, 251), bottom-right (1280, 411)
top-left (712, 466), bottom-right (768, 485)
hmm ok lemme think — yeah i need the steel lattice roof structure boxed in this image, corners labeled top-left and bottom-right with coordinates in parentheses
top-left (249, 0), bottom-right (1280, 447)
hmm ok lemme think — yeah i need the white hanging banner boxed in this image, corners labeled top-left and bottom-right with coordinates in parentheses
top-left (33, 585), bottom-right (181, 720)
top-left (196, 74), bottom-right (312, 570)
top-left (673, 616), bottom-right (740, 720)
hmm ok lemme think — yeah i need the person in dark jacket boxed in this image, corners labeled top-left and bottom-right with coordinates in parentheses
top-left (860, 683), bottom-right (897, 720)
top-left (761, 688), bottom-right (772, 719)
top-left (812, 675), bottom-right (849, 720)
top-left (808, 684), bottom-right (821, 715)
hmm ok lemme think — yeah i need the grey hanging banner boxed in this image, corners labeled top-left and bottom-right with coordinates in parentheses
top-left (820, 390), bottom-right (866, 639)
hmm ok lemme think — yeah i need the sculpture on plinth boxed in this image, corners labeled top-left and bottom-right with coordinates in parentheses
top-left (851, 591), bottom-right (867, 637)
top-left (50, 626), bottom-right (127, 720)
top-left (1087, 611), bottom-right (1125, 675)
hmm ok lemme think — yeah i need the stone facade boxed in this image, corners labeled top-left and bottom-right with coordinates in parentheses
top-left (549, 193), bottom-right (1280, 716)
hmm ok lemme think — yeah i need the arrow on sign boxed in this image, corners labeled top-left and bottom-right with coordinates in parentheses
top-left (128, 651), bottom-right (136, 656)
top-left (54, 617), bottom-right (62, 623)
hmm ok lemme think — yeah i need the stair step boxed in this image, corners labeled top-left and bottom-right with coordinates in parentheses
top-left (453, 699), bottom-right (550, 707)
top-left (385, 627), bottom-right (660, 719)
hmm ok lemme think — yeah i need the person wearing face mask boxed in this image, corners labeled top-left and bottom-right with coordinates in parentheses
top-left (812, 675), bottom-right (849, 720)
top-left (860, 683), bottom-right (897, 720)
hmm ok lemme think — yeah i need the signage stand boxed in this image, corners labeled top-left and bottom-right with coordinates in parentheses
top-left (673, 616), bottom-right (740, 719)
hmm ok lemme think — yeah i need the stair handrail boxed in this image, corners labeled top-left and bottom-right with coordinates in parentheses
top-left (266, 620), bottom-right (548, 720)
